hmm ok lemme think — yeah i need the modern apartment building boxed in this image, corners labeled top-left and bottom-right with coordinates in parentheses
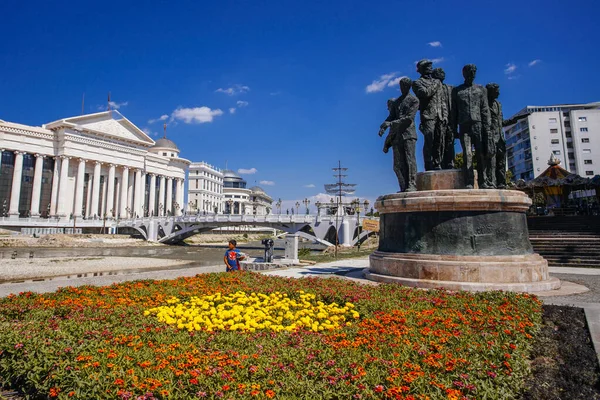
top-left (505, 102), bottom-right (600, 180)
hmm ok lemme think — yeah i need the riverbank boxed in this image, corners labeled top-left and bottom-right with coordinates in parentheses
top-left (0, 257), bottom-right (191, 283)
top-left (0, 234), bottom-right (158, 248)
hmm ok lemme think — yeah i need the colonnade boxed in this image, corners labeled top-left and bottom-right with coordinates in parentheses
top-left (1, 149), bottom-right (185, 219)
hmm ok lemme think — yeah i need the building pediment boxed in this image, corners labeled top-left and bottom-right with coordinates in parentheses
top-left (45, 111), bottom-right (155, 146)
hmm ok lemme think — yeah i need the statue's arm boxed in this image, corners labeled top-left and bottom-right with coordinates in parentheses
top-left (412, 79), bottom-right (439, 99)
top-left (450, 88), bottom-right (458, 133)
top-left (481, 89), bottom-right (492, 131)
top-left (398, 97), bottom-right (419, 127)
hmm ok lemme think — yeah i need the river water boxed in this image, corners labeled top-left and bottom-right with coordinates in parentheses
top-left (0, 240), bottom-right (289, 267)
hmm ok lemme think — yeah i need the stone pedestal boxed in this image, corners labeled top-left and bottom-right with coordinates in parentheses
top-left (367, 178), bottom-right (560, 292)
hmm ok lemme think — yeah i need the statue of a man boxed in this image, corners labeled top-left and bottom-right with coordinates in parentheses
top-left (412, 59), bottom-right (445, 171)
top-left (378, 77), bottom-right (420, 192)
top-left (432, 67), bottom-right (454, 169)
top-left (485, 83), bottom-right (504, 188)
top-left (451, 64), bottom-right (491, 189)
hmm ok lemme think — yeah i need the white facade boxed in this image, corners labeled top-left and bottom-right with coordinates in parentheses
top-left (187, 162), bottom-right (224, 214)
top-left (506, 102), bottom-right (600, 180)
top-left (0, 111), bottom-right (189, 220)
top-left (221, 170), bottom-right (273, 215)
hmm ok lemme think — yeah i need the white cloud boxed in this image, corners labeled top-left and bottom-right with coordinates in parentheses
top-left (259, 180), bottom-right (275, 186)
top-left (508, 75), bottom-right (521, 80)
top-left (215, 84), bottom-right (250, 96)
top-left (366, 73), bottom-right (398, 93)
top-left (428, 41), bottom-right (442, 47)
top-left (431, 57), bottom-right (445, 64)
top-left (238, 168), bottom-right (257, 175)
top-left (109, 101), bottom-right (128, 110)
top-left (171, 107), bottom-right (223, 124)
top-left (528, 59), bottom-right (542, 67)
top-left (303, 184), bottom-right (316, 188)
top-left (142, 127), bottom-right (158, 137)
top-left (148, 114), bottom-right (169, 124)
top-left (387, 75), bottom-right (409, 88)
top-left (504, 63), bottom-right (517, 74)
top-left (229, 108), bottom-right (236, 114)
top-left (236, 100), bottom-right (249, 108)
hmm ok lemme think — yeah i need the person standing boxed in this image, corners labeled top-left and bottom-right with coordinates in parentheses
top-left (378, 77), bottom-right (420, 192)
top-left (224, 239), bottom-right (245, 272)
top-left (412, 59), bottom-right (445, 170)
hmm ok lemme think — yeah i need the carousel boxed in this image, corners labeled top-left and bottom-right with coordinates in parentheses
top-left (514, 154), bottom-right (600, 215)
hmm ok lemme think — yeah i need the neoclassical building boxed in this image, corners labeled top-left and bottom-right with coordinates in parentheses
top-left (222, 170), bottom-right (273, 215)
top-left (187, 162), bottom-right (224, 214)
top-left (0, 110), bottom-right (189, 220)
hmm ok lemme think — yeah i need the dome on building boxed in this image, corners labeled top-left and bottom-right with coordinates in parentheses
top-left (152, 137), bottom-right (179, 151)
top-left (249, 186), bottom-right (265, 193)
top-left (223, 169), bottom-right (242, 179)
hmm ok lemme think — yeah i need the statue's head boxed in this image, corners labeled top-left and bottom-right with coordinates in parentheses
top-left (399, 77), bottom-right (412, 95)
top-left (462, 64), bottom-right (477, 84)
top-left (486, 83), bottom-right (500, 100)
top-left (432, 68), bottom-right (446, 82)
top-left (416, 59), bottom-right (433, 76)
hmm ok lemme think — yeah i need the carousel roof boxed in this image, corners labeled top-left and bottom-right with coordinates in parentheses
top-left (514, 154), bottom-right (597, 189)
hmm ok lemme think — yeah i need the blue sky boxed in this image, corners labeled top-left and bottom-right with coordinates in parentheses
top-left (1, 0), bottom-right (599, 211)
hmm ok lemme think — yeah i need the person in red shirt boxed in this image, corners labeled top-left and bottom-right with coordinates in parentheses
top-left (224, 239), bottom-right (245, 272)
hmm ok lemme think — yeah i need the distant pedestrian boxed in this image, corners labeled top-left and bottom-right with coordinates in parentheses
top-left (224, 239), bottom-right (245, 272)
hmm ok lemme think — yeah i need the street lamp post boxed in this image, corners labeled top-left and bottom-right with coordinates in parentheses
top-left (295, 201), bottom-right (300, 215)
top-left (303, 198), bottom-right (310, 215)
top-left (315, 201), bottom-right (321, 216)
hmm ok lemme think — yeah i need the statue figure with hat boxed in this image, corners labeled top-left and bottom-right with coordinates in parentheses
top-left (412, 59), bottom-right (446, 171)
top-left (378, 77), bottom-right (420, 192)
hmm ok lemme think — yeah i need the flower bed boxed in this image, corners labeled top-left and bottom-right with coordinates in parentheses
top-left (0, 272), bottom-right (541, 399)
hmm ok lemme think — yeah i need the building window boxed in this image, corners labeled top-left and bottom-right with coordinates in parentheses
top-left (564, 121), bottom-right (571, 128)
top-left (550, 128), bottom-right (558, 133)
top-left (553, 150), bottom-right (561, 155)
top-left (567, 142), bottom-right (573, 148)
top-left (583, 149), bottom-right (592, 153)
top-left (163, 152), bottom-right (167, 156)
top-left (551, 139), bottom-right (559, 144)
top-left (581, 127), bottom-right (589, 132)
top-left (585, 160), bottom-right (593, 164)
top-left (563, 112), bottom-right (569, 117)
top-left (568, 152), bottom-right (575, 159)
top-left (195, 180), bottom-right (198, 189)
top-left (549, 118), bottom-right (557, 123)
top-left (566, 132), bottom-right (572, 138)
top-left (582, 138), bottom-right (590, 143)
top-left (586, 171), bottom-right (594, 176)
top-left (579, 117), bottom-right (587, 122)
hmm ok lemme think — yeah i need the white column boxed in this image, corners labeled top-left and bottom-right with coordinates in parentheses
top-left (158, 176), bottom-right (166, 216)
top-left (100, 174), bottom-right (108, 218)
top-left (106, 164), bottom-right (116, 218)
top-left (73, 158), bottom-right (86, 218)
top-left (127, 169), bottom-right (135, 215)
top-left (166, 177), bottom-right (173, 216)
top-left (178, 179), bottom-right (185, 216)
top-left (134, 169), bottom-right (142, 217)
top-left (149, 174), bottom-right (156, 217)
top-left (8, 151), bottom-right (24, 218)
top-left (140, 172), bottom-right (147, 216)
top-left (30, 154), bottom-right (45, 217)
top-left (91, 161), bottom-right (102, 218)
top-left (120, 167), bottom-right (129, 218)
top-left (49, 157), bottom-right (60, 217)
top-left (56, 156), bottom-right (71, 217)
top-left (85, 175), bottom-right (92, 218)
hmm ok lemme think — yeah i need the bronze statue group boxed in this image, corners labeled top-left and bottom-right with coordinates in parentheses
top-left (379, 59), bottom-right (516, 192)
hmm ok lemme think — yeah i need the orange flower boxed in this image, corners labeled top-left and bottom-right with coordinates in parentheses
top-left (49, 387), bottom-right (60, 398)
top-left (265, 389), bottom-right (276, 398)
